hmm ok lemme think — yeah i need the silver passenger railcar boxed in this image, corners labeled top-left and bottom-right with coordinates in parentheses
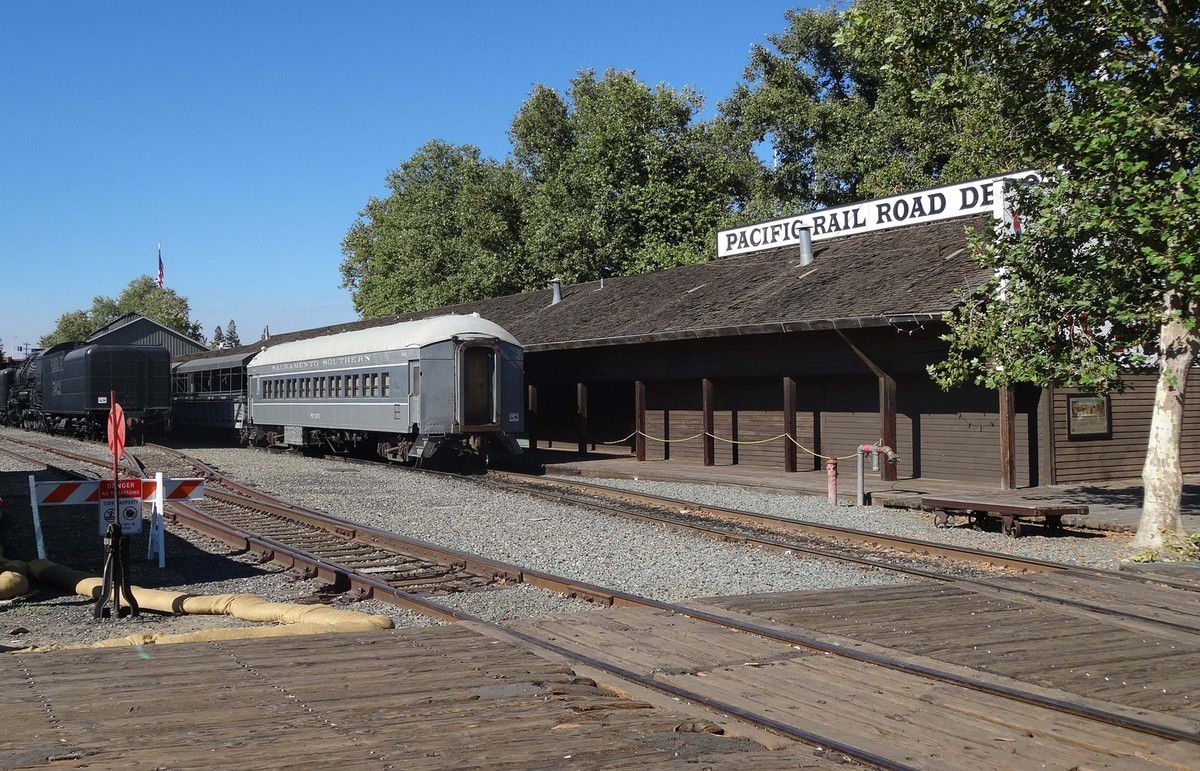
top-left (245, 313), bottom-right (524, 461)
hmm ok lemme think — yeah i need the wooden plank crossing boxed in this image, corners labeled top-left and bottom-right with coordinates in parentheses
top-left (1, 626), bottom-right (836, 769)
top-left (512, 606), bottom-right (1200, 769)
top-left (708, 580), bottom-right (1200, 721)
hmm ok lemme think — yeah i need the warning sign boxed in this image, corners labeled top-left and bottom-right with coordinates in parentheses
top-left (99, 479), bottom-right (143, 500)
top-left (98, 496), bottom-right (143, 535)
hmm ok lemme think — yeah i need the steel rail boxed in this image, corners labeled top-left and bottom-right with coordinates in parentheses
top-left (474, 472), bottom-right (1200, 638)
top-left (17, 435), bottom-right (1198, 637)
top-left (140, 443), bottom-right (1200, 745)
top-left (0, 439), bottom-right (911, 769)
top-left (484, 469), bottom-right (1200, 592)
top-left (9, 433), bottom-right (1200, 748)
top-left (148, 458), bottom-right (1200, 746)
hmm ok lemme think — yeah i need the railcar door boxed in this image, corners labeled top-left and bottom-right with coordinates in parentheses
top-left (459, 342), bottom-right (499, 430)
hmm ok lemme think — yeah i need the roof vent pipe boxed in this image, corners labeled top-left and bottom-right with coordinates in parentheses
top-left (798, 227), bottom-right (814, 267)
top-left (550, 278), bottom-right (562, 305)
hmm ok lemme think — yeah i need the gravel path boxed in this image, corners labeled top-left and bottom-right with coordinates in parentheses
top-left (182, 447), bottom-right (908, 604)
top-left (574, 476), bottom-right (1132, 569)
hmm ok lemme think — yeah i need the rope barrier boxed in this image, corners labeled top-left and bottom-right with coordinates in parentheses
top-left (598, 430), bottom-right (878, 461)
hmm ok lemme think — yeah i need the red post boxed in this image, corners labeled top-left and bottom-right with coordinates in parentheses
top-left (826, 458), bottom-right (838, 505)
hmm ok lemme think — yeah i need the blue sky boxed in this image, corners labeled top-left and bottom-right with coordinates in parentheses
top-left (0, 1), bottom-right (800, 353)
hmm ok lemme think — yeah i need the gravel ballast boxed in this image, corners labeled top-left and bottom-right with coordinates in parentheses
top-left (577, 476), bottom-right (1132, 569)
top-left (183, 447), bottom-right (908, 604)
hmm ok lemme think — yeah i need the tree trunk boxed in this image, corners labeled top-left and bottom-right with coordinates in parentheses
top-left (1136, 296), bottom-right (1200, 548)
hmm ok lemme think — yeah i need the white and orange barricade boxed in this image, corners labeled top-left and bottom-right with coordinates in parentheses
top-left (27, 474), bottom-right (204, 563)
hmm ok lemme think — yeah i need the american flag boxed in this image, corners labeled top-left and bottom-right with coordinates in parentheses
top-left (156, 243), bottom-right (164, 288)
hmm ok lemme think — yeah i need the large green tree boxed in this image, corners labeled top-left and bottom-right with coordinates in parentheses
top-left (861, 0), bottom-right (1198, 546)
top-left (41, 276), bottom-right (204, 347)
top-left (342, 70), bottom-right (756, 316)
top-left (512, 69), bottom-right (756, 281)
top-left (721, 4), bottom-right (1020, 216)
top-left (341, 141), bottom-right (528, 316)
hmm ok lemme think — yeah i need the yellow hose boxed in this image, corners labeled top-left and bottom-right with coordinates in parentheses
top-left (22, 558), bottom-right (393, 648)
top-left (0, 546), bottom-right (31, 600)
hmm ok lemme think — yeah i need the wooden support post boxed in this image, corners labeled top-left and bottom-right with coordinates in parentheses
top-left (1037, 387), bottom-right (1056, 486)
top-left (576, 382), bottom-right (588, 455)
top-left (836, 330), bottom-right (898, 481)
top-left (1000, 386), bottom-right (1016, 490)
top-left (527, 384), bottom-right (538, 452)
top-left (634, 380), bottom-right (646, 461)
top-left (702, 378), bottom-right (715, 467)
top-left (879, 375), bottom-right (897, 481)
top-left (783, 376), bottom-right (797, 473)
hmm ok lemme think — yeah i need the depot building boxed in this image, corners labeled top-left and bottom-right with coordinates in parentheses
top-left (190, 172), bottom-right (1200, 489)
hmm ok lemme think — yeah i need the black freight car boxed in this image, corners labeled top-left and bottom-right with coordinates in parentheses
top-left (5, 343), bottom-right (171, 441)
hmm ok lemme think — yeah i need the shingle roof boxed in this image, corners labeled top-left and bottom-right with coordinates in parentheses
top-left (175, 215), bottom-right (989, 363)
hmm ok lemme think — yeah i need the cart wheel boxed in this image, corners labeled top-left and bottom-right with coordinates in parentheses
top-left (1001, 517), bottom-right (1022, 538)
top-left (934, 511), bottom-right (949, 527)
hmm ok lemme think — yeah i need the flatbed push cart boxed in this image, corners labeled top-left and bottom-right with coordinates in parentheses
top-left (920, 497), bottom-right (1088, 538)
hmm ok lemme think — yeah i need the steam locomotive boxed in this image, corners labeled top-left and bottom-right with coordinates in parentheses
top-left (0, 342), bottom-right (172, 442)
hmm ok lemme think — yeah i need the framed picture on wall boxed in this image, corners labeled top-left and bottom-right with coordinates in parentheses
top-left (1067, 394), bottom-right (1111, 440)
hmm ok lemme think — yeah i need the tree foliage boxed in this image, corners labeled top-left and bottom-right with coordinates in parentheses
top-left (224, 319), bottom-right (240, 347)
top-left (512, 69), bottom-right (756, 281)
top-left (861, 0), bottom-right (1198, 541)
top-left (41, 275), bottom-right (205, 347)
top-left (341, 141), bottom-right (528, 316)
top-left (852, 0), bottom-right (1199, 389)
top-left (720, 4), bottom-right (1021, 215)
top-left (341, 70), bottom-right (756, 315)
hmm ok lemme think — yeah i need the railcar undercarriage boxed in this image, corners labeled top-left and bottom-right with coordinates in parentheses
top-left (243, 424), bottom-right (518, 468)
top-left (13, 409), bottom-right (166, 444)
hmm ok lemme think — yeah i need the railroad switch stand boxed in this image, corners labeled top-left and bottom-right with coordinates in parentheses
top-left (94, 523), bottom-right (139, 620)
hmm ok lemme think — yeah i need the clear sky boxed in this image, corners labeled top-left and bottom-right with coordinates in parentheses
top-left (0, 1), bottom-right (800, 354)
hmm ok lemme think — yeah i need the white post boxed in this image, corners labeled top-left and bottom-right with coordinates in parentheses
top-left (148, 472), bottom-right (165, 568)
top-left (27, 475), bottom-right (46, 560)
top-left (856, 448), bottom-right (866, 507)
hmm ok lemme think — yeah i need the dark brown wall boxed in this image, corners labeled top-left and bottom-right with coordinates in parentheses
top-left (1052, 373), bottom-right (1200, 483)
top-left (526, 327), bottom-right (1048, 486)
top-left (637, 373), bottom-right (1036, 485)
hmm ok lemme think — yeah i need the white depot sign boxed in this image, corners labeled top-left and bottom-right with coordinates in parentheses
top-left (716, 170), bottom-right (1041, 258)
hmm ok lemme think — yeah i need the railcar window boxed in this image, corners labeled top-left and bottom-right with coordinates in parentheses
top-left (316, 378), bottom-right (323, 398)
top-left (369, 373), bottom-right (379, 397)
top-left (350, 374), bottom-right (359, 397)
top-left (332, 376), bottom-right (341, 398)
top-left (381, 371), bottom-right (390, 397)
top-left (409, 363), bottom-right (420, 397)
top-left (303, 378), bottom-right (310, 398)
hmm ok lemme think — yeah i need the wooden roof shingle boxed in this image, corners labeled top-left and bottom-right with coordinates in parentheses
top-left (176, 215), bottom-right (989, 364)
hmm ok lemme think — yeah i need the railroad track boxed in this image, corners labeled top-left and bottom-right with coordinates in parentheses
top-left (259, 447), bottom-right (1200, 638)
top-left (5, 431), bottom-right (1200, 766)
